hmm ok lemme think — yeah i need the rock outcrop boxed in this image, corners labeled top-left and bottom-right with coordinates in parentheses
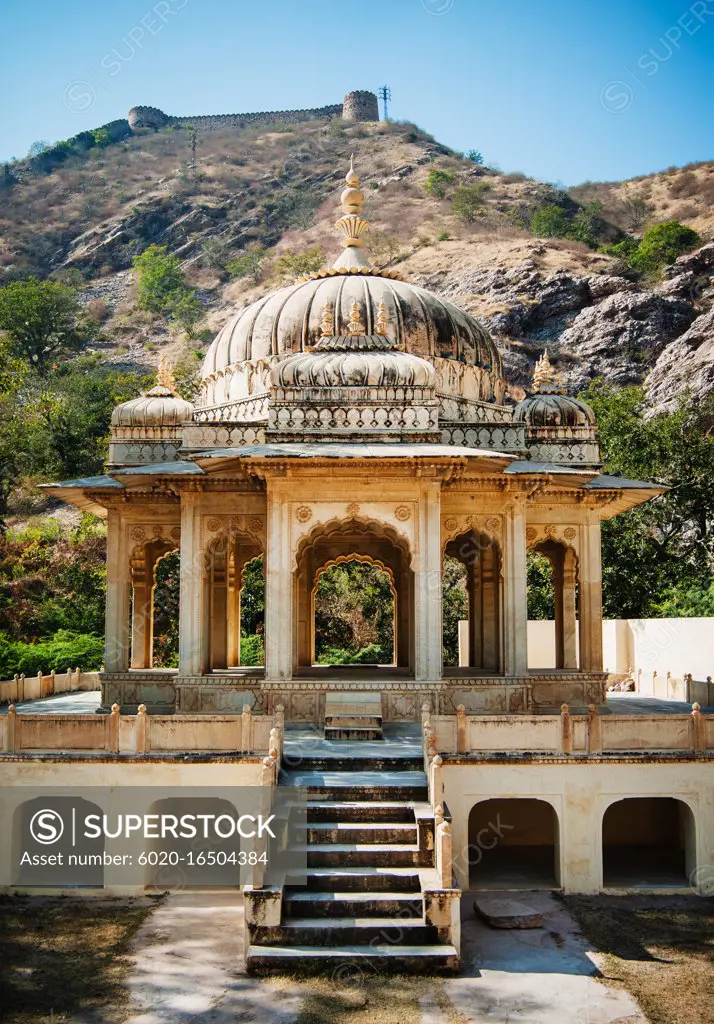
top-left (646, 308), bottom-right (714, 411)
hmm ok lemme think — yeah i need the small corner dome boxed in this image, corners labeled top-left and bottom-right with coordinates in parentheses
top-left (111, 383), bottom-right (194, 428)
top-left (513, 391), bottom-right (596, 428)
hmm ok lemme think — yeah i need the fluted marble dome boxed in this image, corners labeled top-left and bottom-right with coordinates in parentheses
top-left (274, 332), bottom-right (435, 388)
top-left (513, 352), bottom-right (595, 428)
top-left (112, 360), bottom-right (194, 428)
top-left (201, 273), bottom-right (501, 377)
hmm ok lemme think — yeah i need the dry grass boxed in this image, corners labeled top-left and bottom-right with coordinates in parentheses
top-left (271, 974), bottom-right (468, 1024)
top-left (564, 895), bottom-right (714, 1024)
top-left (0, 894), bottom-right (159, 1023)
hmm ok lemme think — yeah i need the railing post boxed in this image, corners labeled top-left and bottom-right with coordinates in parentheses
top-left (421, 702), bottom-right (431, 729)
top-left (456, 704), bottom-right (468, 755)
top-left (560, 703), bottom-right (571, 754)
top-left (136, 704), bottom-right (148, 754)
top-left (242, 704), bottom-right (253, 754)
top-left (50, 669), bottom-right (56, 696)
top-left (5, 705), bottom-right (16, 753)
top-left (430, 753), bottom-right (444, 809)
top-left (436, 820), bottom-right (453, 888)
top-left (691, 703), bottom-right (705, 752)
top-left (18, 674), bottom-right (25, 702)
top-left (274, 703), bottom-right (285, 731)
top-left (269, 726), bottom-right (281, 762)
top-left (108, 703), bottom-right (120, 753)
top-left (261, 754), bottom-right (277, 787)
top-left (587, 704), bottom-right (602, 754)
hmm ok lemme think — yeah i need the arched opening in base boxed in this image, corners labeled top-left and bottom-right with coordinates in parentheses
top-left (602, 798), bottom-right (695, 888)
top-left (469, 798), bottom-right (559, 889)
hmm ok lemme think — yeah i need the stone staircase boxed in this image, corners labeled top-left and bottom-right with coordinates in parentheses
top-left (324, 691), bottom-right (383, 741)
top-left (246, 723), bottom-right (459, 974)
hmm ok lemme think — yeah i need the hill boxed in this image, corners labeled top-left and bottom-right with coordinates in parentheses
top-left (2, 115), bottom-right (714, 411)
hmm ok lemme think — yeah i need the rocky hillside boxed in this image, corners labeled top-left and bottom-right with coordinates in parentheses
top-left (2, 116), bottom-right (714, 410)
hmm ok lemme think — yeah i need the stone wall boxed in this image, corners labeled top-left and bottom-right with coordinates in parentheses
top-left (127, 90), bottom-right (379, 132)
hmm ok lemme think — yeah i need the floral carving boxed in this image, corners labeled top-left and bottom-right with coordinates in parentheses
top-left (564, 526), bottom-right (577, 540)
top-left (130, 527), bottom-right (146, 542)
top-left (295, 505), bottom-right (312, 523)
top-left (486, 516), bottom-right (501, 533)
top-left (444, 517), bottom-right (458, 531)
top-left (207, 518), bottom-right (221, 532)
top-left (525, 527), bottom-right (537, 541)
top-left (394, 504), bottom-right (411, 521)
top-left (345, 502), bottom-right (360, 517)
top-left (170, 527), bottom-right (181, 541)
top-left (248, 517), bottom-right (263, 534)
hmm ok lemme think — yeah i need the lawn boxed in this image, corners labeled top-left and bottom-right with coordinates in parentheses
top-left (0, 895), bottom-right (158, 1024)
top-left (564, 895), bottom-right (714, 1024)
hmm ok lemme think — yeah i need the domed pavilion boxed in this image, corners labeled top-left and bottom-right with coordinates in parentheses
top-left (45, 159), bottom-right (665, 719)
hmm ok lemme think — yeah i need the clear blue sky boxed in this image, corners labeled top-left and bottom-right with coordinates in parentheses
top-left (1, 0), bottom-right (713, 183)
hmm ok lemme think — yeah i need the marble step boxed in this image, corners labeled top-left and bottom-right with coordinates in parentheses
top-left (289, 754), bottom-right (424, 772)
top-left (305, 822), bottom-right (418, 845)
top-left (324, 726), bottom-right (383, 741)
top-left (306, 801), bottom-right (417, 824)
top-left (285, 867), bottom-right (422, 892)
top-left (301, 842), bottom-right (432, 868)
top-left (246, 943), bottom-right (459, 975)
top-left (324, 714), bottom-right (383, 728)
top-left (281, 770), bottom-right (428, 802)
top-left (283, 890), bottom-right (423, 918)
top-left (251, 916), bottom-right (438, 947)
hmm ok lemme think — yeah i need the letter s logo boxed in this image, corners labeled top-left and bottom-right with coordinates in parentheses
top-left (30, 809), bottom-right (65, 845)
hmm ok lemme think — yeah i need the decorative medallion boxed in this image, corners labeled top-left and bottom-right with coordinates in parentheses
top-left (249, 517), bottom-right (263, 534)
top-left (345, 502), bottom-right (360, 518)
top-left (394, 504), bottom-right (411, 521)
top-left (170, 527), bottom-right (181, 541)
top-left (544, 524), bottom-right (556, 537)
top-left (295, 505), bottom-right (312, 523)
top-left (564, 526), bottom-right (577, 540)
top-left (525, 527), bottom-right (537, 541)
top-left (486, 516), bottom-right (501, 533)
top-left (207, 518), bottom-right (221, 532)
top-left (444, 517), bottom-right (458, 531)
top-left (130, 527), bottom-right (146, 542)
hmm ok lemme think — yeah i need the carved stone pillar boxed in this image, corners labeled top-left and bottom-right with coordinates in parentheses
top-left (105, 509), bottom-right (131, 673)
top-left (227, 547), bottom-right (241, 668)
top-left (468, 561), bottom-right (482, 669)
top-left (481, 544), bottom-right (500, 673)
top-left (130, 578), bottom-right (153, 670)
top-left (210, 541), bottom-right (229, 670)
top-left (415, 481), bottom-right (442, 681)
top-left (503, 500), bottom-right (528, 676)
top-left (178, 491), bottom-right (208, 676)
top-left (561, 548), bottom-right (578, 670)
top-left (579, 514), bottom-right (603, 672)
top-left (264, 484), bottom-right (293, 680)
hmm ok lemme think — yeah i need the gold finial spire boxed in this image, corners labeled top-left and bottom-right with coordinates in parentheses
top-left (375, 300), bottom-right (390, 336)
top-left (346, 301), bottom-right (366, 336)
top-left (332, 155), bottom-right (370, 271)
top-left (532, 350), bottom-right (565, 393)
top-left (320, 301), bottom-right (335, 338)
top-left (157, 354), bottom-right (177, 393)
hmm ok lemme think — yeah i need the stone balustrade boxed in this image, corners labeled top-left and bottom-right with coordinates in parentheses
top-left (0, 703), bottom-right (280, 756)
top-left (428, 704), bottom-right (713, 755)
top-left (0, 668), bottom-right (99, 705)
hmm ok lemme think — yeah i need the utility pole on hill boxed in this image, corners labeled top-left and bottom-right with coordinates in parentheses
top-left (378, 85), bottom-right (392, 121)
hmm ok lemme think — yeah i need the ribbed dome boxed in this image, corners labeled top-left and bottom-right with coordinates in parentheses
top-left (111, 384), bottom-right (194, 428)
top-left (200, 273), bottom-right (502, 379)
top-left (274, 334), bottom-right (435, 388)
top-left (513, 388), bottom-right (596, 428)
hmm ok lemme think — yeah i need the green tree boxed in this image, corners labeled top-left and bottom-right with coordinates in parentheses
top-left (227, 244), bottom-right (269, 284)
top-left (466, 150), bottom-right (484, 165)
top-left (273, 246), bottom-right (325, 278)
top-left (580, 382), bottom-right (714, 618)
top-left (424, 168), bottom-right (456, 199)
top-left (314, 561), bottom-right (394, 664)
top-left (530, 204), bottom-right (571, 238)
top-left (442, 556), bottom-right (467, 666)
top-left (527, 552), bottom-right (556, 619)
top-left (132, 244), bottom-right (188, 315)
top-left (629, 221), bottom-right (700, 274)
top-left (451, 182), bottom-right (490, 224)
top-left (0, 279), bottom-right (95, 372)
top-left (169, 291), bottom-right (203, 339)
top-left (91, 127), bottom-right (112, 148)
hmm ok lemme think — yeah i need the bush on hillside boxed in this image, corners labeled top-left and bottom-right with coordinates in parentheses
top-left (451, 182), bottom-right (490, 223)
top-left (630, 221), bottom-right (700, 273)
top-left (273, 246), bottom-right (325, 278)
top-left (424, 169), bottom-right (456, 199)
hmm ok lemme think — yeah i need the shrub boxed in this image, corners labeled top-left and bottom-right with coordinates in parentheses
top-left (273, 246), bottom-right (325, 278)
top-left (227, 244), bottom-right (269, 283)
top-left (132, 244), bottom-right (187, 314)
top-left (85, 299), bottom-right (109, 322)
top-left (466, 150), bottom-right (484, 165)
top-left (0, 630), bottom-right (104, 679)
top-left (451, 182), bottom-right (490, 223)
top-left (529, 204), bottom-right (571, 238)
top-left (424, 168), bottom-right (456, 199)
top-left (629, 221), bottom-right (700, 273)
top-left (240, 633), bottom-right (264, 666)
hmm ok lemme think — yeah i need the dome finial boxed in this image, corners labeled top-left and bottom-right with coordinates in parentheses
top-left (375, 300), bottom-right (390, 336)
top-left (320, 301), bottom-right (335, 338)
top-left (156, 354), bottom-right (177, 394)
top-left (346, 301), bottom-right (366, 336)
top-left (333, 155), bottom-right (370, 271)
top-left (532, 350), bottom-right (565, 394)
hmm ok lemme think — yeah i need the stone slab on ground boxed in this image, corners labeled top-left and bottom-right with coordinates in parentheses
top-left (473, 894), bottom-right (544, 929)
top-left (448, 890), bottom-right (647, 1024)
